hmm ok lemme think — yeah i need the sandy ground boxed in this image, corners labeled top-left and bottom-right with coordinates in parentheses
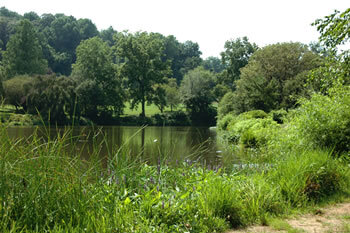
top-left (227, 203), bottom-right (350, 233)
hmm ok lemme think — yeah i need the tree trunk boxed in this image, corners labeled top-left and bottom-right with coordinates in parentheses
top-left (141, 98), bottom-right (146, 118)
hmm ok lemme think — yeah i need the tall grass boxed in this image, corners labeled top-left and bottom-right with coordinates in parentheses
top-left (1, 117), bottom-right (350, 232)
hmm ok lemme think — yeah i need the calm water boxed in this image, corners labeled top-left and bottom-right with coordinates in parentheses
top-left (6, 126), bottom-right (232, 166)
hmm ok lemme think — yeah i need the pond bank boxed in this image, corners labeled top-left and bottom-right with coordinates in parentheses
top-left (227, 202), bottom-right (350, 233)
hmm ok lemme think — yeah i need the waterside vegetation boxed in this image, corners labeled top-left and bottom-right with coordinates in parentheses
top-left (0, 5), bottom-right (350, 233)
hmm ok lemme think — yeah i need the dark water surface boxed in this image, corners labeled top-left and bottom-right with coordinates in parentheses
top-left (6, 126), bottom-right (232, 166)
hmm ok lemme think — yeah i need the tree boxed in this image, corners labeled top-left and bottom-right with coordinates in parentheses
top-left (100, 26), bottom-right (118, 46)
top-left (0, 7), bottom-right (22, 20)
top-left (309, 8), bottom-right (350, 91)
top-left (76, 18), bottom-right (98, 41)
top-left (37, 14), bottom-right (99, 75)
top-left (23, 12), bottom-right (40, 22)
top-left (72, 37), bottom-right (124, 120)
top-left (179, 41), bottom-right (203, 81)
top-left (180, 67), bottom-right (216, 125)
top-left (161, 36), bottom-right (203, 84)
top-left (202, 56), bottom-right (226, 73)
top-left (231, 42), bottom-right (322, 113)
top-left (2, 19), bottom-right (47, 78)
top-left (312, 8), bottom-right (350, 49)
top-left (0, 17), bottom-right (17, 52)
top-left (115, 31), bottom-right (170, 117)
top-left (151, 83), bottom-right (167, 113)
top-left (2, 75), bottom-right (33, 111)
top-left (164, 78), bottom-right (181, 111)
top-left (220, 37), bottom-right (258, 90)
top-left (24, 75), bottom-right (77, 124)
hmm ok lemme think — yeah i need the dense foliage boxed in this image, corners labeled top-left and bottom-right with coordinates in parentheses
top-left (180, 67), bottom-right (217, 125)
top-left (115, 32), bottom-right (171, 118)
top-left (0, 6), bottom-right (350, 233)
top-left (2, 19), bottom-right (47, 78)
top-left (219, 37), bottom-right (258, 90)
top-left (72, 37), bottom-right (124, 121)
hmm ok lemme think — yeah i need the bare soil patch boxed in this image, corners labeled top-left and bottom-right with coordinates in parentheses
top-left (227, 203), bottom-right (350, 233)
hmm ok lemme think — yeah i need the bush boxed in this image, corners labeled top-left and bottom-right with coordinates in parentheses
top-left (293, 87), bottom-right (350, 153)
top-left (218, 91), bottom-right (235, 118)
top-left (269, 109), bottom-right (288, 124)
top-left (228, 118), bottom-right (279, 148)
top-left (152, 111), bottom-right (191, 126)
top-left (2, 75), bottom-right (33, 110)
top-left (217, 114), bottom-right (235, 131)
top-left (218, 110), bottom-right (276, 148)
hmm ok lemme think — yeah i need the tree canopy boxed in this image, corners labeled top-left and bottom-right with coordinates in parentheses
top-left (232, 42), bottom-right (322, 113)
top-left (220, 37), bottom-right (258, 90)
top-left (2, 19), bottom-right (47, 78)
top-left (309, 8), bottom-right (350, 92)
top-left (180, 66), bottom-right (216, 125)
top-left (115, 31), bottom-right (171, 117)
top-left (72, 37), bottom-right (124, 120)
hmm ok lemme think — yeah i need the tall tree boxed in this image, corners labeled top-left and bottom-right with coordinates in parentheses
top-left (2, 19), bottom-right (47, 78)
top-left (164, 78), bottom-right (181, 111)
top-left (162, 36), bottom-right (203, 84)
top-left (100, 26), bottom-right (118, 46)
top-left (220, 37), bottom-right (258, 89)
top-left (180, 66), bottom-right (216, 125)
top-left (232, 42), bottom-right (322, 113)
top-left (115, 31), bottom-right (170, 117)
top-left (179, 41), bottom-right (203, 81)
top-left (37, 14), bottom-right (98, 75)
top-left (72, 37), bottom-right (124, 120)
top-left (202, 56), bottom-right (226, 73)
top-left (0, 17), bottom-right (17, 52)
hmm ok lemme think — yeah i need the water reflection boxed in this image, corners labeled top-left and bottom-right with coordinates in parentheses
top-left (6, 126), bottom-right (229, 166)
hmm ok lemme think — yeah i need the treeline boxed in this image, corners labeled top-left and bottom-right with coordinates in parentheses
top-left (0, 6), bottom-right (341, 126)
top-left (0, 7), bottom-right (220, 125)
top-left (217, 8), bottom-right (350, 154)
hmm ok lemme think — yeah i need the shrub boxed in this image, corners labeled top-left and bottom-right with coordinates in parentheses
top-left (152, 111), bottom-right (191, 126)
top-left (269, 109), bottom-right (288, 124)
top-left (2, 75), bottom-right (33, 110)
top-left (219, 110), bottom-right (277, 148)
top-left (218, 91), bottom-right (236, 118)
top-left (229, 118), bottom-right (279, 148)
top-left (292, 86), bottom-right (350, 153)
top-left (217, 114), bottom-right (235, 131)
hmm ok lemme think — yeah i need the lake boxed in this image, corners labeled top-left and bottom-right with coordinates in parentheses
top-left (6, 126), bottom-right (233, 167)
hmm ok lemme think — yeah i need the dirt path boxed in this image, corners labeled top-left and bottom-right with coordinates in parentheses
top-left (227, 203), bottom-right (350, 233)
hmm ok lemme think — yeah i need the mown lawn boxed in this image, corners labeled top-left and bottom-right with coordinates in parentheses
top-left (122, 102), bottom-right (186, 116)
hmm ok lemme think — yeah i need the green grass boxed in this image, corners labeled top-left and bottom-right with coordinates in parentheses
top-left (1, 119), bottom-right (349, 232)
top-left (122, 102), bottom-right (185, 116)
top-left (268, 219), bottom-right (305, 232)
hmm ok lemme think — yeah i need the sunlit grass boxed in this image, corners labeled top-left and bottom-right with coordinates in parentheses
top-left (122, 102), bottom-right (185, 116)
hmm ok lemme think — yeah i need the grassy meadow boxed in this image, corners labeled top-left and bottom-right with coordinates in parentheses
top-left (122, 102), bottom-right (185, 116)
